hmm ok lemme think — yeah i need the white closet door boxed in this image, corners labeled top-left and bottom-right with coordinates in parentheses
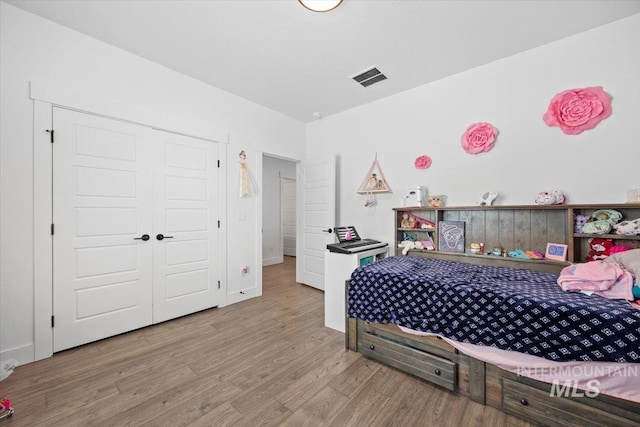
top-left (53, 108), bottom-right (153, 352)
top-left (151, 131), bottom-right (220, 323)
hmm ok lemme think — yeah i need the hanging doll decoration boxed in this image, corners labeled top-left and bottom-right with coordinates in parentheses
top-left (239, 150), bottom-right (259, 198)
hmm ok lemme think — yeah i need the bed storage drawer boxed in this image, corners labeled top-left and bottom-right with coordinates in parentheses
top-left (358, 331), bottom-right (457, 392)
top-left (502, 378), bottom-right (639, 427)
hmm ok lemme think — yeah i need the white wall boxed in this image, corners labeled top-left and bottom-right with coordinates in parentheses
top-left (306, 13), bottom-right (640, 248)
top-left (262, 156), bottom-right (297, 266)
top-left (0, 2), bottom-right (304, 364)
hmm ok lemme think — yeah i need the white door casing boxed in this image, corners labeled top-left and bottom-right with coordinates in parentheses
top-left (281, 178), bottom-right (296, 257)
top-left (151, 130), bottom-right (220, 323)
top-left (296, 157), bottom-right (336, 290)
top-left (52, 108), bottom-right (154, 352)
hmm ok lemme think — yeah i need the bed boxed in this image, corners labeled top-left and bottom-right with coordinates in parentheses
top-left (345, 255), bottom-right (640, 427)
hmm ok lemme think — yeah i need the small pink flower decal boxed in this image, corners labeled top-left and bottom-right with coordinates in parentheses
top-left (543, 86), bottom-right (612, 135)
top-left (414, 155), bottom-right (432, 169)
top-left (461, 122), bottom-right (497, 154)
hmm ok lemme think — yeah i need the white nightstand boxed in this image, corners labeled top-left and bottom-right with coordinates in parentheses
top-left (324, 246), bottom-right (388, 332)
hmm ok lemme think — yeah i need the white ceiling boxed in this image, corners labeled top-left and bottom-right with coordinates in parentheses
top-left (7, 0), bottom-right (640, 122)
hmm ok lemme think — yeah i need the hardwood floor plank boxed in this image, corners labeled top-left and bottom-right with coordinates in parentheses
top-left (1, 256), bottom-right (533, 426)
top-left (280, 385), bottom-right (350, 427)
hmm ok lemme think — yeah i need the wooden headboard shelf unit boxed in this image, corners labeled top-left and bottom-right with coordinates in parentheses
top-left (394, 203), bottom-right (640, 269)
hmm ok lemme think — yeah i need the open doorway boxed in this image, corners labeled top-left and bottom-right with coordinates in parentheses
top-left (262, 155), bottom-right (297, 266)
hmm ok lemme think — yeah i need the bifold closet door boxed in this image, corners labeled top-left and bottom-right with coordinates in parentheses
top-left (52, 108), bottom-right (153, 352)
top-left (151, 131), bottom-right (219, 323)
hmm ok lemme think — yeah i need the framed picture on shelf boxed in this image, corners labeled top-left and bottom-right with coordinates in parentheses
top-left (438, 221), bottom-right (465, 253)
top-left (545, 243), bottom-right (568, 261)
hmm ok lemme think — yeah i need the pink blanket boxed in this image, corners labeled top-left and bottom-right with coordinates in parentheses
top-left (558, 261), bottom-right (634, 301)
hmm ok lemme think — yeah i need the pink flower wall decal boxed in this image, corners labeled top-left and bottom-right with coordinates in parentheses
top-left (461, 122), bottom-right (497, 154)
top-left (414, 155), bottom-right (432, 169)
top-left (543, 86), bottom-right (612, 135)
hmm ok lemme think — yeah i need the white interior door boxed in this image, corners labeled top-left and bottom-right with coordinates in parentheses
top-left (297, 157), bottom-right (336, 290)
top-left (281, 178), bottom-right (296, 257)
top-left (52, 108), bottom-right (153, 352)
top-left (151, 131), bottom-right (220, 323)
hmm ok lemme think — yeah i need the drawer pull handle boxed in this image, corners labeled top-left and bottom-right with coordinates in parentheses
top-left (434, 369), bottom-right (441, 376)
top-left (519, 399), bottom-right (528, 406)
top-left (369, 345), bottom-right (375, 350)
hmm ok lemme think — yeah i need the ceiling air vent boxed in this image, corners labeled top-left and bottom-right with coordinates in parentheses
top-left (352, 67), bottom-right (387, 88)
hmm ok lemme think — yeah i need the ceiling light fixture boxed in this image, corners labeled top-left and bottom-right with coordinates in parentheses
top-left (298, 0), bottom-right (343, 13)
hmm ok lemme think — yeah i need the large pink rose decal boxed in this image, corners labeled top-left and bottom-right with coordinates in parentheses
top-left (461, 122), bottom-right (497, 154)
top-left (414, 155), bottom-right (432, 169)
top-left (543, 86), bottom-right (612, 135)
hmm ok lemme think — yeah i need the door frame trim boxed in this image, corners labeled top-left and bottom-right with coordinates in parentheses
top-left (32, 81), bottom-right (228, 361)
top-left (280, 176), bottom-right (297, 258)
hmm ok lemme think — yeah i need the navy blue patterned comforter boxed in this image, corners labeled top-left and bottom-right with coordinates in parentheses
top-left (347, 256), bottom-right (640, 363)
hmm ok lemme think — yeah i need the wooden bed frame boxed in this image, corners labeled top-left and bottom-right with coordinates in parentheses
top-left (345, 254), bottom-right (640, 427)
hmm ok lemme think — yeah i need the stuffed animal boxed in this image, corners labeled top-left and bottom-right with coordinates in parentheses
top-left (534, 190), bottom-right (566, 205)
top-left (427, 195), bottom-right (445, 207)
top-left (400, 213), bottom-right (416, 228)
top-left (610, 245), bottom-right (632, 255)
top-left (574, 214), bottom-right (588, 233)
top-left (586, 238), bottom-right (614, 262)
top-left (582, 209), bottom-right (623, 234)
top-left (398, 240), bottom-right (424, 255)
top-left (613, 218), bottom-right (640, 236)
top-left (477, 191), bottom-right (498, 206)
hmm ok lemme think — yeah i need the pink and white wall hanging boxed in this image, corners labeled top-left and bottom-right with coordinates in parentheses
top-left (414, 155), bottom-right (432, 169)
top-left (542, 86), bottom-right (612, 135)
top-left (461, 122), bottom-right (497, 154)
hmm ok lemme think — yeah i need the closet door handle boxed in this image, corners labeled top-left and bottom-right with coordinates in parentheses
top-left (156, 234), bottom-right (174, 241)
top-left (133, 234), bottom-right (150, 241)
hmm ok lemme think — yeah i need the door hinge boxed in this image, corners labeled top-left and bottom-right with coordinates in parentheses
top-left (51, 224), bottom-right (55, 235)
top-left (217, 160), bottom-right (220, 168)
top-left (51, 316), bottom-right (55, 328)
top-left (218, 220), bottom-right (220, 228)
top-left (218, 280), bottom-right (221, 289)
top-left (46, 129), bottom-right (54, 143)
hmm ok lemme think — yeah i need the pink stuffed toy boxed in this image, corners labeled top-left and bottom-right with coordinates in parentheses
top-left (534, 190), bottom-right (566, 205)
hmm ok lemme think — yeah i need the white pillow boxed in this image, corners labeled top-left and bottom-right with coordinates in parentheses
top-left (605, 249), bottom-right (640, 278)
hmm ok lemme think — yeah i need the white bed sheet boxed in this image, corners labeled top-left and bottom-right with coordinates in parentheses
top-left (398, 325), bottom-right (640, 404)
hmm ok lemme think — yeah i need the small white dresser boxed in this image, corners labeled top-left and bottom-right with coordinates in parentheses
top-left (324, 246), bottom-right (388, 332)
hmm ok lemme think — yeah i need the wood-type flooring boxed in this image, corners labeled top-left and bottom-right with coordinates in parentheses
top-left (1, 256), bottom-right (532, 426)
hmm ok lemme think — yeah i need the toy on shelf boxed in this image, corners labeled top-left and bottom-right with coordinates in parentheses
top-left (586, 238), bottom-right (614, 262)
top-left (574, 214), bottom-right (588, 233)
top-left (426, 195), bottom-right (445, 207)
top-left (357, 155), bottom-right (392, 194)
top-left (402, 212), bottom-right (435, 229)
top-left (613, 218), bottom-right (640, 235)
top-left (477, 191), bottom-right (498, 206)
top-left (508, 249), bottom-right (529, 259)
top-left (400, 213), bottom-right (416, 228)
top-left (534, 190), bottom-right (566, 205)
top-left (398, 240), bottom-right (424, 255)
top-left (508, 249), bottom-right (544, 260)
top-left (582, 209), bottom-right (623, 234)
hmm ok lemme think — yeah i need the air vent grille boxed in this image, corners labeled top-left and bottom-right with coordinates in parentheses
top-left (352, 67), bottom-right (387, 87)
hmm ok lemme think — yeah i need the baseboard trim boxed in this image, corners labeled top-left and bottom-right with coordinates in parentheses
top-left (1, 343), bottom-right (34, 366)
top-left (262, 256), bottom-right (283, 266)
